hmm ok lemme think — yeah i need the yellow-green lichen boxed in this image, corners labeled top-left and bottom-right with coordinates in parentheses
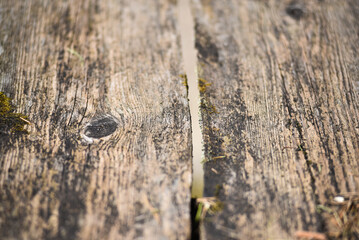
top-left (198, 78), bottom-right (212, 93)
top-left (179, 74), bottom-right (188, 87)
top-left (0, 92), bottom-right (29, 135)
top-left (180, 75), bottom-right (213, 94)
top-left (180, 74), bottom-right (218, 114)
top-left (198, 78), bottom-right (218, 114)
top-left (200, 99), bottom-right (218, 114)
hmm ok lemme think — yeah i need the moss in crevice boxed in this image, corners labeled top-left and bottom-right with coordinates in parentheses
top-left (198, 78), bottom-right (218, 114)
top-left (0, 92), bottom-right (29, 135)
top-left (179, 74), bottom-right (188, 87)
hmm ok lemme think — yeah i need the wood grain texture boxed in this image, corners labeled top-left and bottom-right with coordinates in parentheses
top-left (193, 0), bottom-right (359, 239)
top-left (0, 0), bottom-right (192, 239)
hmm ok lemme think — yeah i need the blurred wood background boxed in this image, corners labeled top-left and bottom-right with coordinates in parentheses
top-left (194, 0), bottom-right (359, 239)
top-left (1, 0), bottom-right (359, 239)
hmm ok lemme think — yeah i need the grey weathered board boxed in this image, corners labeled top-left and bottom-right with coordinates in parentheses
top-left (0, 0), bottom-right (192, 239)
top-left (193, 0), bottom-right (359, 239)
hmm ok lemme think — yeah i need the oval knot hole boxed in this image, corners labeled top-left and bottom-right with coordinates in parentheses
top-left (84, 115), bottom-right (118, 139)
top-left (286, 2), bottom-right (305, 20)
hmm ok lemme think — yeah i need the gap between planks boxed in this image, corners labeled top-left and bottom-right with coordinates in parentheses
top-left (179, 0), bottom-right (204, 199)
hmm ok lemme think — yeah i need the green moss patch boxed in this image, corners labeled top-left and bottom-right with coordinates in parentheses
top-left (0, 92), bottom-right (29, 135)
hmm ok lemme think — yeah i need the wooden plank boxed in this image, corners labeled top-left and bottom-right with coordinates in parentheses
top-left (0, 0), bottom-right (192, 239)
top-left (193, 0), bottom-right (359, 239)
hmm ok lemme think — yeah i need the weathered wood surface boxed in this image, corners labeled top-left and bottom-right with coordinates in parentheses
top-left (193, 0), bottom-right (359, 239)
top-left (0, 0), bottom-right (192, 239)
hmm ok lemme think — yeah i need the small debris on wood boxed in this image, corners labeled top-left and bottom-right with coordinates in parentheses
top-left (195, 197), bottom-right (223, 222)
top-left (294, 231), bottom-right (326, 240)
top-left (334, 196), bottom-right (345, 203)
top-left (317, 193), bottom-right (359, 239)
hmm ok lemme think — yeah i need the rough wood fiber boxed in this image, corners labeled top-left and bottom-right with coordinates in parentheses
top-left (0, 0), bottom-right (192, 239)
top-left (193, 0), bottom-right (359, 239)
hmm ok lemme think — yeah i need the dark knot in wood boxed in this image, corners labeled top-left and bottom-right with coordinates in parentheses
top-left (286, 2), bottom-right (305, 20)
top-left (84, 115), bottom-right (118, 139)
